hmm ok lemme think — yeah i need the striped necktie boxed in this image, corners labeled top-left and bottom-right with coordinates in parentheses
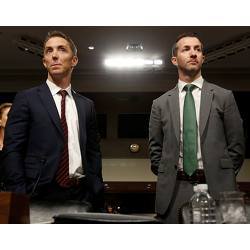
top-left (183, 84), bottom-right (198, 176)
top-left (56, 90), bottom-right (70, 187)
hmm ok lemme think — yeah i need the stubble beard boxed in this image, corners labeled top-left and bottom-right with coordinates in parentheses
top-left (179, 63), bottom-right (202, 79)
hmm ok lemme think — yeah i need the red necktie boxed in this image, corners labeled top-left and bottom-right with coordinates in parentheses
top-left (56, 90), bottom-right (70, 187)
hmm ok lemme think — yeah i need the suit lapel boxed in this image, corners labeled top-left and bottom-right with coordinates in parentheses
top-left (72, 90), bottom-right (86, 149)
top-left (168, 86), bottom-right (180, 143)
top-left (199, 81), bottom-right (214, 138)
top-left (37, 84), bottom-right (63, 136)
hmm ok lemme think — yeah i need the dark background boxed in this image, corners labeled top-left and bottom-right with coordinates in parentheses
top-left (1, 91), bottom-right (249, 158)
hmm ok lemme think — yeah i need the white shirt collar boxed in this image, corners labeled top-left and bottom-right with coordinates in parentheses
top-left (46, 79), bottom-right (73, 97)
top-left (178, 76), bottom-right (204, 93)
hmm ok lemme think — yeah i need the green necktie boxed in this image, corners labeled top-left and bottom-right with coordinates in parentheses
top-left (183, 84), bottom-right (198, 176)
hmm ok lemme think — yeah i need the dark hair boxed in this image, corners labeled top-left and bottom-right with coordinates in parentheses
top-left (0, 103), bottom-right (12, 119)
top-left (43, 30), bottom-right (77, 55)
top-left (171, 32), bottom-right (204, 57)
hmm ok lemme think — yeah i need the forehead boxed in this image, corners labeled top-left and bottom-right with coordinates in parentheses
top-left (177, 37), bottom-right (202, 48)
top-left (45, 36), bottom-right (70, 48)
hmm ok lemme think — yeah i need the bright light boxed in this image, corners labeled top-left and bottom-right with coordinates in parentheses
top-left (144, 59), bottom-right (154, 65)
top-left (104, 57), bottom-right (144, 68)
top-left (154, 59), bottom-right (163, 65)
top-left (88, 46), bottom-right (95, 50)
top-left (104, 57), bottom-right (163, 69)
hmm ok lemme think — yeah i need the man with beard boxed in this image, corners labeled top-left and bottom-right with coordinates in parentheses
top-left (149, 32), bottom-right (245, 223)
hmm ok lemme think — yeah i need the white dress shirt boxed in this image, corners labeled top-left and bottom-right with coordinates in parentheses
top-left (46, 80), bottom-right (83, 176)
top-left (178, 76), bottom-right (204, 171)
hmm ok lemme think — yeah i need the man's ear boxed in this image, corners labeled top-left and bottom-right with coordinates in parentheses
top-left (71, 55), bottom-right (78, 67)
top-left (42, 57), bottom-right (48, 69)
top-left (171, 56), bottom-right (178, 67)
top-left (201, 55), bottom-right (205, 64)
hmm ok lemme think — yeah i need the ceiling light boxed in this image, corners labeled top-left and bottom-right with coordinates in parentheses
top-left (144, 59), bottom-right (154, 65)
top-left (153, 59), bottom-right (163, 65)
top-left (104, 57), bottom-right (163, 69)
top-left (88, 46), bottom-right (95, 50)
top-left (104, 57), bottom-right (144, 68)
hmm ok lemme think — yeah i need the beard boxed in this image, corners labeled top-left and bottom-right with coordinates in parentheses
top-left (178, 63), bottom-right (202, 78)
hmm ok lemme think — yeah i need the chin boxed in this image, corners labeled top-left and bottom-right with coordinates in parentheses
top-left (184, 68), bottom-right (200, 77)
top-left (189, 66), bottom-right (201, 72)
top-left (49, 70), bottom-right (64, 75)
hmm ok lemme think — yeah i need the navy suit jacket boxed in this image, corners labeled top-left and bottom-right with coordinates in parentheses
top-left (2, 83), bottom-right (103, 197)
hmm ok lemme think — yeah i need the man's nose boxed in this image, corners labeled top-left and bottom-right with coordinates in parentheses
top-left (52, 50), bottom-right (59, 59)
top-left (190, 49), bottom-right (197, 58)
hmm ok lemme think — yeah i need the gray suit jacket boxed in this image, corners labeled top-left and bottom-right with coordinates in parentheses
top-left (149, 80), bottom-right (245, 215)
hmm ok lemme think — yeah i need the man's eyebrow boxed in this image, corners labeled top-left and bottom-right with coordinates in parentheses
top-left (44, 44), bottom-right (68, 50)
top-left (181, 44), bottom-right (201, 49)
top-left (44, 45), bottom-right (53, 50)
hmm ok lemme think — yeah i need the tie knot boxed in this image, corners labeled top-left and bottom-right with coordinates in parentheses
top-left (184, 84), bottom-right (196, 92)
top-left (59, 90), bottom-right (68, 98)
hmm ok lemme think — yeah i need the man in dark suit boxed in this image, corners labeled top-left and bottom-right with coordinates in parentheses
top-left (2, 31), bottom-right (103, 212)
top-left (149, 32), bottom-right (245, 223)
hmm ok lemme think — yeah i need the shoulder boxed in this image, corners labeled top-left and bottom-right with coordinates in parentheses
top-left (72, 90), bottom-right (94, 106)
top-left (16, 84), bottom-right (45, 96)
top-left (204, 81), bottom-right (232, 96)
top-left (153, 86), bottom-right (177, 105)
top-left (13, 84), bottom-right (45, 103)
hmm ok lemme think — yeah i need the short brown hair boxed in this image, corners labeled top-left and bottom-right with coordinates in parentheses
top-left (0, 103), bottom-right (12, 119)
top-left (171, 32), bottom-right (204, 57)
top-left (43, 30), bottom-right (77, 55)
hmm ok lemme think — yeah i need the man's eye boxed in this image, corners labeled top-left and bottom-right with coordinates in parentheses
top-left (45, 49), bottom-right (52, 54)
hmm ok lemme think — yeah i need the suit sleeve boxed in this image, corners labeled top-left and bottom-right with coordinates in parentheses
top-left (224, 91), bottom-right (245, 173)
top-left (149, 100), bottom-right (163, 175)
top-left (86, 101), bottom-right (102, 178)
top-left (2, 91), bottom-right (30, 193)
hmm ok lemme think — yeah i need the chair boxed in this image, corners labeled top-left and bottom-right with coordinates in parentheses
top-left (0, 192), bottom-right (30, 224)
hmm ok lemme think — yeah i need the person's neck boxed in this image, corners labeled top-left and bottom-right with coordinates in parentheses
top-left (178, 71), bottom-right (201, 83)
top-left (48, 74), bottom-right (71, 89)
